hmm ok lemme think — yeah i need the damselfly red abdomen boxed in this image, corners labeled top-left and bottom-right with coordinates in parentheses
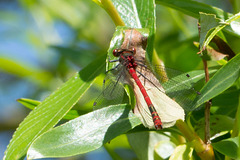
top-left (112, 48), bottom-right (163, 129)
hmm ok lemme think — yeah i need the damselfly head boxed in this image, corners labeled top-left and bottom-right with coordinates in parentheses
top-left (131, 48), bottom-right (136, 55)
top-left (113, 49), bottom-right (121, 57)
top-left (113, 48), bottom-right (136, 57)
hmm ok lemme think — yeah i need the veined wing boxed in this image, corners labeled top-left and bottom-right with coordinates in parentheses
top-left (135, 60), bottom-right (200, 112)
top-left (93, 66), bottom-right (126, 112)
top-left (128, 76), bottom-right (185, 129)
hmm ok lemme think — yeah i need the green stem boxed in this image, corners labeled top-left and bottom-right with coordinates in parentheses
top-left (203, 59), bottom-right (211, 144)
top-left (94, 0), bottom-right (125, 26)
top-left (176, 120), bottom-right (215, 160)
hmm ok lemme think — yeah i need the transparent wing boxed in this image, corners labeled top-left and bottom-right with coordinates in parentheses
top-left (93, 66), bottom-right (126, 112)
top-left (135, 60), bottom-right (200, 112)
top-left (135, 63), bottom-right (165, 93)
top-left (129, 77), bottom-right (185, 129)
top-left (156, 66), bottom-right (200, 112)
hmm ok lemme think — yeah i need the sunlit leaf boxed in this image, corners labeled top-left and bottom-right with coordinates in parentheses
top-left (169, 144), bottom-right (194, 160)
top-left (154, 141), bottom-right (176, 159)
top-left (17, 98), bottom-right (41, 110)
top-left (27, 104), bottom-right (141, 159)
top-left (3, 55), bottom-right (105, 160)
top-left (17, 98), bottom-right (80, 120)
top-left (127, 132), bottom-right (170, 160)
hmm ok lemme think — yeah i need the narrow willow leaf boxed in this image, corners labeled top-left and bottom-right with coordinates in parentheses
top-left (193, 53), bottom-right (240, 109)
top-left (17, 98), bottom-right (41, 110)
top-left (212, 137), bottom-right (239, 159)
top-left (3, 55), bottom-right (105, 160)
top-left (27, 104), bottom-right (141, 159)
top-left (17, 98), bottom-right (80, 120)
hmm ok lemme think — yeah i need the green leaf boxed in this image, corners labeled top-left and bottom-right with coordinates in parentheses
top-left (3, 55), bottom-right (105, 160)
top-left (111, 0), bottom-right (155, 29)
top-left (210, 87), bottom-right (239, 116)
top-left (198, 12), bottom-right (221, 51)
top-left (193, 53), bottom-right (240, 109)
top-left (17, 98), bottom-right (41, 110)
top-left (17, 98), bottom-right (80, 120)
top-left (212, 137), bottom-right (239, 159)
top-left (200, 12), bottom-right (240, 53)
top-left (156, 0), bottom-right (240, 37)
top-left (194, 115), bottom-right (234, 140)
top-left (127, 132), bottom-right (170, 160)
top-left (27, 104), bottom-right (141, 159)
top-left (169, 144), bottom-right (194, 160)
top-left (154, 141), bottom-right (176, 159)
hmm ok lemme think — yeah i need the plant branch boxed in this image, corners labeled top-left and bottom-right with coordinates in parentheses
top-left (176, 120), bottom-right (215, 160)
top-left (203, 59), bottom-right (212, 144)
top-left (93, 0), bottom-right (125, 26)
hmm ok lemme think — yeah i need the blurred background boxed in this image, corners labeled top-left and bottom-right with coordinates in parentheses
top-left (0, 0), bottom-right (235, 159)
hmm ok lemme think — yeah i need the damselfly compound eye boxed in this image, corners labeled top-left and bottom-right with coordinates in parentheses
top-left (132, 48), bottom-right (136, 54)
top-left (113, 49), bottom-right (119, 57)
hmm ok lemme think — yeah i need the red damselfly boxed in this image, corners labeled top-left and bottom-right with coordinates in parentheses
top-left (94, 29), bottom-right (199, 130)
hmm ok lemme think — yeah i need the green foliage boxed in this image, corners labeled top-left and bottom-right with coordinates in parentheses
top-left (212, 137), bottom-right (239, 159)
top-left (27, 104), bottom-right (141, 159)
top-left (2, 0), bottom-right (240, 160)
top-left (193, 53), bottom-right (240, 109)
top-left (4, 55), bottom-right (105, 160)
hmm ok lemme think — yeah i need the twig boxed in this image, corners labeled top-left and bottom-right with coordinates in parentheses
top-left (176, 120), bottom-right (215, 160)
top-left (202, 59), bottom-right (212, 144)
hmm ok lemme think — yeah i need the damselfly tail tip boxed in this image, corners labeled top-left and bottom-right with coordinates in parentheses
top-left (154, 120), bottom-right (163, 130)
top-left (155, 124), bottom-right (163, 130)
